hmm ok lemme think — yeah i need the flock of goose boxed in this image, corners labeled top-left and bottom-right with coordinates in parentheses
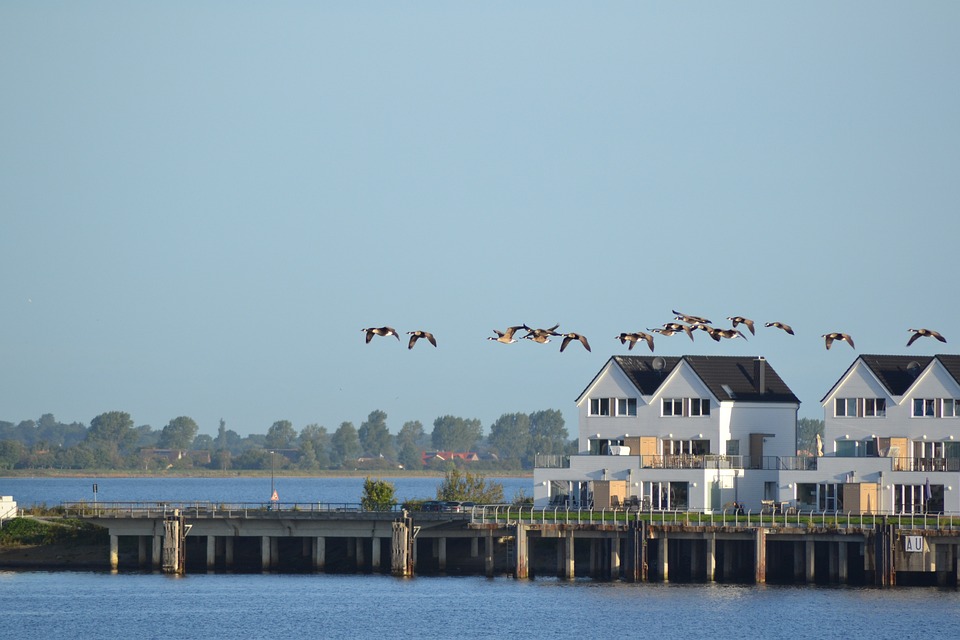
top-left (362, 309), bottom-right (948, 354)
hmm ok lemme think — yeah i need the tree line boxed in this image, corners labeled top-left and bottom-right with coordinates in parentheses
top-left (0, 409), bottom-right (574, 472)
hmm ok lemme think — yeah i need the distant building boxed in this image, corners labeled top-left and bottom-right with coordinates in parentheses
top-left (422, 451), bottom-right (481, 465)
top-left (139, 449), bottom-right (213, 466)
top-left (0, 496), bottom-right (17, 521)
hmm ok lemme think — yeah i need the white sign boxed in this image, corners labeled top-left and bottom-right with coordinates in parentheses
top-left (904, 536), bottom-right (924, 553)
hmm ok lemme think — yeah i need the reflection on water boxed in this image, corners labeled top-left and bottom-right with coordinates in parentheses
top-left (2, 572), bottom-right (959, 640)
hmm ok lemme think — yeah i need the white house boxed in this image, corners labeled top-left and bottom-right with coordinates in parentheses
top-left (533, 355), bottom-right (800, 512)
top-left (0, 496), bottom-right (17, 521)
top-left (781, 354), bottom-right (960, 514)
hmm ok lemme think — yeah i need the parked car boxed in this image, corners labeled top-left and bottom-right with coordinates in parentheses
top-left (441, 501), bottom-right (464, 513)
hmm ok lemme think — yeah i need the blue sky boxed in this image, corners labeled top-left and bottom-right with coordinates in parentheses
top-left (2, 2), bottom-right (958, 437)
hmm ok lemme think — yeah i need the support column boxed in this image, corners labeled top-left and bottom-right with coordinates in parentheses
top-left (152, 535), bottom-right (162, 569)
top-left (225, 537), bottom-right (235, 569)
top-left (110, 534), bottom-right (119, 571)
top-left (138, 536), bottom-right (148, 568)
top-left (589, 539), bottom-right (598, 578)
top-left (314, 536), bottom-right (326, 571)
top-left (438, 537), bottom-right (447, 573)
top-left (706, 534), bottom-right (716, 582)
top-left (658, 537), bottom-right (668, 582)
top-left (755, 529), bottom-right (766, 584)
top-left (564, 531), bottom-right (575, 580)
top-left (471, 537), bottom-right (479, 558)
top-left (838, 542), bottom-right (848, 584)
top-left (610, 534), bottom-right (621, 580)
top-left (805, 539), bottom-right (815, 583)
top-left (372, 537), bottom-right (381, 571)
top-left (271, 537), bottom-right (279, 570)
top-left (515, 525), bottom-right (528, 579)
top-left (356, 538), bottom-right (365, 571)
top-left (828, 541), bottom-right (838, 583)
top-left (261, 537), bottom-right (271, 571)
top-left (206, 536), bottom-right (216, 570)
top-left (793, 541), bottom-right (804, 582)
top-left (485, 530), bottom-right (495, 577)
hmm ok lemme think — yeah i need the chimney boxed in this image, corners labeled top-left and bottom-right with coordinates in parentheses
top-left (754, 357), bottom-right (767, 394)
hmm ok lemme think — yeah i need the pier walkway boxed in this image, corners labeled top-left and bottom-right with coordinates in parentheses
top-left (64, 501), bottom-right (960, 585)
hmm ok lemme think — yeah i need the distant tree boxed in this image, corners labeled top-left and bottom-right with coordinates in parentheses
top-left (361, 477), bottom-right (398, 511)
top-left (132, 424), bottom-right (160, 449)
top-left (192, 434), bottom-right (214, 451)
top-left (86, 411), bottom-right (137, 465)
top-left (529, 409), bottom-right (568, 458)
top-left (358, 410), bottom-right (394, 458)
top-left (265, 420), bottom-right (297, 450)
top-left (797, 418), bottom-right (825, 455)
top-left (487, 413), bottom-right (531, 465)
top-left (0, 440), bottom-right (24, 469)
top-left (431, 415), bottom-right (483, 452)
top-left (331, 422), bottom-right (361, 467)
top-left (158, 416), bottom-right (199, 450)
top-left (397, 420), bottom-right (425, 470)
top-left (436, 468), bottom-right (504, 503)
top-left (299, 424), bottom-right (331, 469)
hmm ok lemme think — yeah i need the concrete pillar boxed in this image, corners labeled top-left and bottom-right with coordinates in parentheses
top-left (955, 544), bottom-right (960, 586)
top-left (755, 529), bottom-right (766, 584)
top-left (438, 537), bottom-right (447, 573)
top-left (722, 539), bottom-right (734, 579)
top-left (805, 539), bottom-right (815, 583)
top-left (485, 531), bottom-right (495, 577)
top-left (828, 541), bottom-right (838, 583)
top-left (471, 537), bottom-right (479, 558)
top-left (658, 537), bottom-right (668, 582)
top-left (589, 539), bottom-right (598, 578)
top-left (610, 535), bottom-right (621, 580)
top-left (314, 536), bottom-right (326, 571)
top-left (690, 540), bottom-right (701, 579)
top-left (356, 537), bottom-right (365, 571)
top-left (207, 536), bottom-right (216, 570)
top-left (515, 525), bottom-right (528, 579)
top-left (261, 537), bottom-right (271, 571)
top-left (372, 537), bottom-right (381, 571)
top-left (110, 534), bottom-right (119, 571)
top-left (138, 536), bottom-right (148, 567)
top-left (564, 531), bottom-right (575, 580)
top-left (225, 537), bottom-right (235, 568)
top-left (706, 535), bottom-right (716, 582)
top-left (793, 541), bottom-right (804, 582)
top-left (838, 542), bottom-right (848, 584)
top-left (152, 535), bottom-right (162, 569)
top-left (271, 537), bottom-right (279, 570)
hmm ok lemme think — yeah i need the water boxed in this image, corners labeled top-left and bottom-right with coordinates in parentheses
top-left (4, 477), bottom-right (960, 639)
top-left (2, 571), bottom-right (958, 640)
top-left (0, 475), bottom-right (532, 507)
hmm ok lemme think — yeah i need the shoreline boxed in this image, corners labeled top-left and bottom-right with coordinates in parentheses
top-left (0, 469), bottom-right (532, 480)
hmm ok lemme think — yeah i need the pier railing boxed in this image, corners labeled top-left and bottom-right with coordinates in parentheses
top-left (468, 504), bottom-right (960, 531)
top-left (60, 501), bottom-right (396, 518)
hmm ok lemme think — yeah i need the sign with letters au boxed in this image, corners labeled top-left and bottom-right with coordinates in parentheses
top-left (904, 536), bottom-right (924, 553)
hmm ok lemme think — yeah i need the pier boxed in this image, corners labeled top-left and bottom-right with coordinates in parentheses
top-left (64, 502), bottom-right (960, 586)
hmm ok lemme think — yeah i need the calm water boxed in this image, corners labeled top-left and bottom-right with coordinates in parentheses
top-left (2, 572), bottom-right (958, 640)
top-left (4, 477), bottom-right (959, 639)
top-left (0, 475), bottom-right (532, 507)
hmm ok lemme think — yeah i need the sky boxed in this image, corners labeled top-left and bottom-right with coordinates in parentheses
top-left (2, 2), bottom-right (959, 438)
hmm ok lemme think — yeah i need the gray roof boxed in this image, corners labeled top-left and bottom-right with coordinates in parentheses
top-left (848, 354), bottom-right (960, 397)
top-left (579, 355), bottom-right (799, 404)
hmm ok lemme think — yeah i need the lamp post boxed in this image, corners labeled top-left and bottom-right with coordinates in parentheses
top-left (269, 450), bottom-right (278, 508)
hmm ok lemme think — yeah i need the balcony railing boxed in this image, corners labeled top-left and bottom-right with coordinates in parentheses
top-left (535, 453), bottom-right (820, 471)
top-left (534, 454), bottom-right (571, 469)
top-left (891, 457), bottom-right (960, 472)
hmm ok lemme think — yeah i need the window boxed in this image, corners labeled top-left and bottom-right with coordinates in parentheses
top-left (663, 439), bottom-right (710, 455)
top-left (616, 398), bottom-right (637, 416)
top-left (661, 398), bottom-right (683, 416)
top-left (589, 398), bottom-right (611, 416)
top-left (725, 440), bottom-right (740, 456)
top-left (661, 398), bottom-right (710, 417)
top-left (590, 397), bottom-right (637, 417)
top-left (689, 398), bottom-right (711, 416)
top-left (835, 397), bottom-right (885, 417)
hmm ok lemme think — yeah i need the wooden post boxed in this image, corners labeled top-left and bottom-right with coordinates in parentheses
top-left (705, 534), bottom-right (716, 582)
top-left (755, 529), bottom-right (766, 584)
top-left (514, 525), bottom-right (528, 579)
top-left (109, 534), bottom-right (119, 572)
top-left (391, 514), bottom-right (414, 577)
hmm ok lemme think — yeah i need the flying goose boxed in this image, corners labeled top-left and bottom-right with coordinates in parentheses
top-left (662, 322), bottom-right (695, 340)
top-left (650, 325), bottom-right (694, 340)
top-left (727, 316), bottom-right (756, 335)
top-left (522, 324), bottom-right (561, 343)
top-left (822, 332), bottom-right (855, 350)
top-left (907, 328), bottom-right (947, 347)
top-left (673, 309), bottom-right (712, 325)
top-left (616, 331), bottom-right (655, 352)
top-left (488, 325), bottom-right (526, 344)
top-left (362, 326), bottom-right (400, 343)
top-left (407, 330), bottom-right (437, 349)
top-left (765, 321), bottom-right (795, 335)
top-left (714, 328), bottom-right (748, 340)
top-left (559, 332), bottom-right (591, 353)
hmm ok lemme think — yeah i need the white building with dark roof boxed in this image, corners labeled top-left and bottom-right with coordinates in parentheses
top-left (534, 355), bottom-right (800, 512)
top-left (780, 354), bottom-right (960, 514)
